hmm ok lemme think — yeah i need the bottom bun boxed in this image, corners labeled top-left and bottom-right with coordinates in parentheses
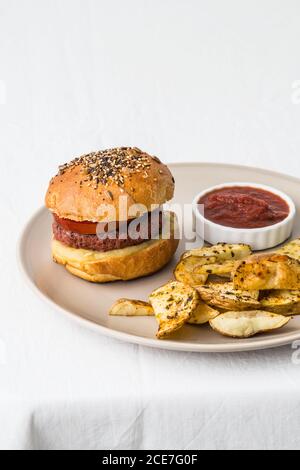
top-left (52, 213), bottom-right (179, 282)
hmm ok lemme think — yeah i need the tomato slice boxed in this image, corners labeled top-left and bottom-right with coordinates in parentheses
top-left (53, 214), bottom-right (98, 234)
top-left (53, 209), bottom-right (161, 235)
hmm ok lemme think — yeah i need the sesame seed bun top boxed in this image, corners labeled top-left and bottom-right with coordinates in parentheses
top-left (45, 147), bottom-right (175, 222)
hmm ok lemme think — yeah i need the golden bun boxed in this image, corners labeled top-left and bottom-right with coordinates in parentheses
top-left (52, 227), bottom-right (179, 283)
top-left (45, 147), bottom-right (174, 222)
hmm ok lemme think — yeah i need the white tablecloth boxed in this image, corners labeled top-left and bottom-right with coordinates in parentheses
top-left (1, 0), bottom-right (300, 450)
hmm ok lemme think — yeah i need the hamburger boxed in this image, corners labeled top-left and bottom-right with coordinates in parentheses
top-left (45, 147), bottom-right (179, 282)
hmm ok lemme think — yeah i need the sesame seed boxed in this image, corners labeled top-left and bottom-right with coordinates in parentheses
top-left (58, 147), bottom-right (152, 188)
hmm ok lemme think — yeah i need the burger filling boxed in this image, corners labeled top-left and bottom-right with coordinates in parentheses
top-left (52, 210), bottom-right (163, 252)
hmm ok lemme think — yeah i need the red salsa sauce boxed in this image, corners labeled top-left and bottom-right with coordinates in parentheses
top-left (199, 186), bottom-right (290, 229)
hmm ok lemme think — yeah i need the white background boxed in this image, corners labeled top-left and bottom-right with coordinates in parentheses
top-left (1, 0), bottom-right (300, 449)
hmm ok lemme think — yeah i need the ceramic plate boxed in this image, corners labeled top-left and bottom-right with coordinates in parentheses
top-left (18, 163), bottom-right (300, 352)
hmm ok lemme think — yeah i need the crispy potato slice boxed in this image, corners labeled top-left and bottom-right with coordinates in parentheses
top-left (196, 282), bottom-right (260, 311)
top-left (174, 257), bottom-right (208, 286)
top-left (233, 254), bottom-right (300, 290)
top-left (260, 290), bottom-right (300, 315)
top-left (187, 300), bottom-right (219, 325)
top-left (209, 310), bottom-right (290, 338)
top-left (182, 243), bottom-right (252, 262)
top-left (109, 299), bottom-right (154, 316)
top-left (194, 260), bottom-right (237, 277)
top-left (277, 238), bottom-right (300, 261)
top-left (174, 258), bottom-right (238, 287)
top-left (149, 281), bottom-right (199, 339)
top-left (176, 244), bottom-right (252, 282)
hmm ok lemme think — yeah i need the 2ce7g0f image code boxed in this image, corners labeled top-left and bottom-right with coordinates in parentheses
top-left (145, 454), bottom-right (198, 465)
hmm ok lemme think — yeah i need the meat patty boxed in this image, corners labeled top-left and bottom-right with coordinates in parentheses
top-left (53, 213), bottom-right (162, 252)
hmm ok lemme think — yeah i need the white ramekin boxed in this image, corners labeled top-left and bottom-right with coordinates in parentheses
top-left (192, 182), bottom-right (296, 251)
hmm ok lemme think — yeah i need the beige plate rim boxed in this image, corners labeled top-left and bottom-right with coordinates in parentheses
top-left (17, 162), bottom-right (300, 353)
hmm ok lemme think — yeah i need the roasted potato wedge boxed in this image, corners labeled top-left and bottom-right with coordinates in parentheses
top-left (233, 254), bottom-right (300, 290)
top-left (109, 299), bottom-right (154, 316)
top-left (277, 238), bottom-right (300, 261)
top-left (196, 282), bottom-right (260, 311)
top-left (182, 243), bottom-right (252, 262)
top-left (260, 290), bottom-right (300, 315)
top-left (176, 244), bottom-right (252, 283)
top-left (209, 310), bottom-right (290, 338)
top-left (187, 300), bottom-right (219, 325)
top-left (174, 257), bottom-right (237, 286)
top-left (193, 260), bottom-right (237, 277)
top-left (149, 281), bottom-right (199, 339)
top-left (174, 257), bottom-right (208, 286)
